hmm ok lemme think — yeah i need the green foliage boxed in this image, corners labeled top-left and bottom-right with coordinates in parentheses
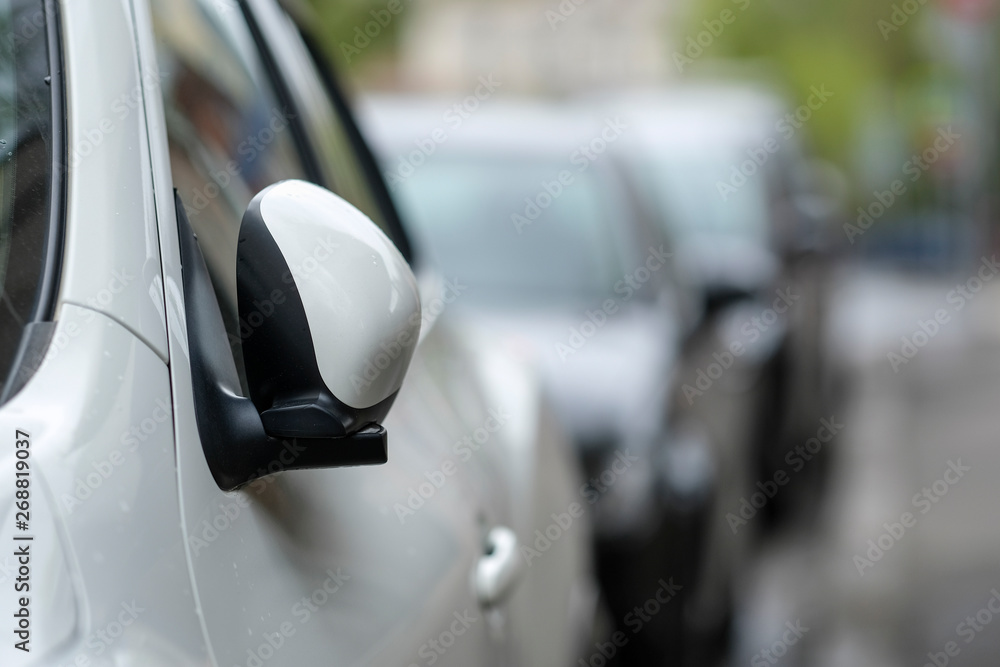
top-left (304, 0), bottom-right (404, 71)
top-left (676, 0), bottom-right (938, 174)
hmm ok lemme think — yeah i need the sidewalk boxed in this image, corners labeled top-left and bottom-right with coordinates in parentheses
top-left (732, 263), bottom-right (1000, 666)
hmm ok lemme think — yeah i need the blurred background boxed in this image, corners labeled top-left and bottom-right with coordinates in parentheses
top-left (303, 0), bottom-right (1000, 664)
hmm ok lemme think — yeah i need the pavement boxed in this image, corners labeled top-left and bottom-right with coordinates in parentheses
top-left (731, 261), bottom-right (1000, 667)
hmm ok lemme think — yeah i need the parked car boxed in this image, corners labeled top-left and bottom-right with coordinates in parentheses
top-left (360, 95), bottom-right (728, 664)
top-left (608, 85), bottom-right (837, 534)
top-left (0, 1), bottom-right (596, 665)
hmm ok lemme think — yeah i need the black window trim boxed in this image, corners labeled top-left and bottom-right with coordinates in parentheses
top-left (36, 0), bottom-right (65, 321)
top-left (239, 0), bottom-right (415, 266)
top-left (235, 0), bottom-right (326, 193)
top-left (0, 0), bottom-right (67, 404)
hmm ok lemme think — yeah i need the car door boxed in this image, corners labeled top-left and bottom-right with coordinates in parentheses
top-left (134, 0), bottom-right (506, 665)
top-left (246, 7), bottom-right (603, 665)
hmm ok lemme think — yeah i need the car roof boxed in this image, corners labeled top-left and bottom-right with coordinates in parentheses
top-left (358, 94), bottom-right (618, 159)
top-left (593, 83), bottom-right (790, 152)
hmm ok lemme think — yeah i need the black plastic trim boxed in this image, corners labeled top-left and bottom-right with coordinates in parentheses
top-left (35, 0), bottom-right (65, 322)
top-left (237, 0), bottom-right (324, 187)
top-left (0, 321), bottom-right (54, 404)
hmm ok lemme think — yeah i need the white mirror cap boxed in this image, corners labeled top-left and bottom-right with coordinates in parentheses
top-left (259, 180), bottom-right (421, 410)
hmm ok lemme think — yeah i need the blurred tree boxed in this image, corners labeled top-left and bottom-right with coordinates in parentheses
top-left (304, 0), bottom-right (406, 83)
top-left (678, 0), bottom-right (1000, 258)
top-left (676, 0), bottom-right (932, 172)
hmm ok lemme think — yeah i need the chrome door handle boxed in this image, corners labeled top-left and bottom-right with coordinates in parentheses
top-left (475, 526), bottom-right (523, 607)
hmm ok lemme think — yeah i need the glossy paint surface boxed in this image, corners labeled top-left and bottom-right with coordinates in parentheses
top-left (259, 180), bottom-right (421, 410)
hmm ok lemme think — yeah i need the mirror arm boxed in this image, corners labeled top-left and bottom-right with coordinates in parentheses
top-left (174, 191), bottom-right (387, 491)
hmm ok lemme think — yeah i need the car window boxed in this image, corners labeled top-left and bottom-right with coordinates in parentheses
top-left (275, 16), bottom-right (408, 256)
top-left (643, 148), bottom-right (771, 245)
top-left (151, 0), bottom-right (310, 387)
top-left (0, 0), bottom-right (58, 395)
top-left (275, 38), bottom-right (385, 230)
top-left (391, 155), bottom-right (630, 306)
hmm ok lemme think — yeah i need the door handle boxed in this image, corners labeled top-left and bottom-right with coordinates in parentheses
top-left (475, 526), bottom-right (523, 608)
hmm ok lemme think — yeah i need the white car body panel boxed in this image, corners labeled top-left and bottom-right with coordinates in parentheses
top-left (58, 0), bottom-right (168, 362)
top-left (0, 304), bottom-right (208, 667)
top-left (456, 324), bottom-right (598, 665)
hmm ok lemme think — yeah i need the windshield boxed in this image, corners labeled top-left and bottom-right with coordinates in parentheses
top-left (643, 148), bottom-right (771, 245)
top-left (390, 156), bottom-right (629, 305)
top-left (0, 0), bottom-right (57, 391)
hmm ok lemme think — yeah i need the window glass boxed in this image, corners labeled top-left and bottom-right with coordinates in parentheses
top-left (643, 149), bottom-right (771, 244)
top-left (272, 17), bottom-right (397, 242)
top-left (151, 0), bottom-right (308, 383)
top-left (392, 156), bottom-right (628, 306)
top-left (0, 0), bottom-right (55, 391)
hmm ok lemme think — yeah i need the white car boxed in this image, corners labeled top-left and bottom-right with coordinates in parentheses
top-left (0, 1), bottom-right (595, 666)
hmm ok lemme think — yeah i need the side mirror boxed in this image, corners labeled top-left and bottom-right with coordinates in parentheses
top-left (178, 180), bottom-right (421, 491)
